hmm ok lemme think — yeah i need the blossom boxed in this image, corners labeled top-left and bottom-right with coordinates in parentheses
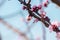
top-left (22, 6), bottom-right (27, 10)
top-left (51, 21), bottom-right (60, 27)
top-left (49, 21), bottom-right (60, 32)
top-left (40, 11), bottom-right (46, 18)
top-left (43, 3), bottom-right (47, 7)
top-left (26, 15), bottom-right (32, 21)
top-left (31, 5), bottom-right (38, 12)
top-left (46, 0), bottom-right (49, 3)
top-left (37, 5), bottom-right (42, 10)
top-left (40, 11), bottom-right (50, 23)
top-left (44, 16), bottom-right (50, 23)
top-left (43, 0), bottom-right (49, 7)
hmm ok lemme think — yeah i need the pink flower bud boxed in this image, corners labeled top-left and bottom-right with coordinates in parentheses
top-left (51, 21), bottom-right (60, 27)
top-left (31, 5), bottom-right (37, 12)
top-left (49, 24), bottom-right (57, 32)
top-left (22, 6), bottom-right (27, 10)
top-left (36, 36), bottom-right (40, 40)
top-left (43, 2), bottom-right (48, 7)
top-left (26, 15), bottom-right (32, 21)
top-left (46, 0), bottom-right (49, 4)
top-left (31, 8), bottom-right (34, 12)
top-left (49, 21), bottom-right (60, 32)
top-left (33, 5), bottom-right (37, 9)
top-left (40, 11), bottom-right (46, 18)
top-left (44, 16), bottom-right (50, 23)
top-left (37, 5), bottom-right (42, 10)
top-left (43, 0), bottom-right (49, 7)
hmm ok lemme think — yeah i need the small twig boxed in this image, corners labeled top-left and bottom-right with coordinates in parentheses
top-left (18, 0), bottom-right (27, 5)
top-left (27, 0), bottom-right (31, 4)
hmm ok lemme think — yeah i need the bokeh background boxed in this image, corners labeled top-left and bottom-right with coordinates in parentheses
top-left (0, 0), bottom-right (60, 40)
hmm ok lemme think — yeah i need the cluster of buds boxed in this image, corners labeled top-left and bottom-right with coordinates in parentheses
top-left (22, 0), bottom-right (50, 22)
top-left (40, 11), bottom-right (46, 18)
top-left (44, 16), bottom-right (50, 23)
top-left (37, 5), bottom-right (42, 10)
top-left (43, 0), bottom-right (49, 7)
top-left (31, 5), bottom-right (42, 12)
top-left (19, 0), bottom-right (60, 33)
top-left (23, 6), bottom-right (27, 10)
top-left (40, 11), bottom-right (50, 23)
top-left (49, 21), bottom-right (60, 32)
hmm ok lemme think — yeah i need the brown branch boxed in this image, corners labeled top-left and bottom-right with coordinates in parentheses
top-left (27, 7), bottom-right (50, 27)
top-left (18, 0), bottom-right (27, 5)
top-left (27, 0), bottom-right (31, 4)
top-left (51, 0), bottom-right (60, 6)
top-left (0, 19), bottom-right (29, 40)
top-left (18, 0), bottom-right (60, 32)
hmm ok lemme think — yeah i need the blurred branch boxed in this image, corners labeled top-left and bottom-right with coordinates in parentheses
top-left (0, 19), bottom-right (29, 40)
top-left (28, 0), bottom-right (31, 4)
top-left (51, 0), bottom-right (60, 6)
top-left (0, 0), bottom-right (6, 7)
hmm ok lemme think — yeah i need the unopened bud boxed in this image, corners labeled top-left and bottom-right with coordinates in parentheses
top-left (26, 15), bottom-right (32, 21)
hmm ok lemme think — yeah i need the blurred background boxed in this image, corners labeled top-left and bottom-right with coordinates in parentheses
top-left (0, 0), bottom-right (60, 40)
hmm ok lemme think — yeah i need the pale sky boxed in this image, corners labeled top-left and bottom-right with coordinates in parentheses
top-left (0, 0), bottom-right (60, 40)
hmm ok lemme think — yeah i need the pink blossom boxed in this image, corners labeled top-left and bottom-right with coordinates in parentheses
top-left (22, 6), bottom-right (27, 10)
top-left (49, 25), bottom-right (53, 32)
top-left (46, 0), bottom-right (49, 3)
top-left (31, 5), bottom-right (37, 12)
top-left (51, 21), bottom-right (60, 27)
top-left (32, 5), bottom-right (37, 9)
top-left (40, 11), bottom-right (46, 18)
top-left (43, 0), bottom-right (49, 7)
top-left (49, 21), bottom-right (60, 32)
top-left (37, 5), bottom-right (42, 10)
top-left (43, 2), bottom-right (48, 7)
top-left (49, 25), bottom-right (57, 32)
top-left (26, 15), bottom-right (32, 21)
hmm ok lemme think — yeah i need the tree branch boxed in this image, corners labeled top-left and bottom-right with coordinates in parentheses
top-left (18, 0), bottom-right (60, 32)
top-left (0, 19), bottom-right (29, 40)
